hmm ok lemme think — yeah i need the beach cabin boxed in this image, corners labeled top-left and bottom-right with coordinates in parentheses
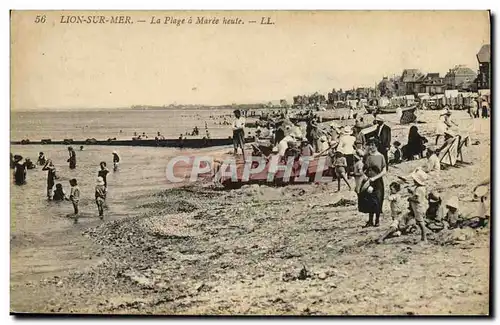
top-left (417, 93), bottom-right (430, 108)
top-left (405, 94), bottom-right (415, 106)
top-left (379, 97), bottom-right (390, 107)
top-left (445, 89), bottom-right (459, 107)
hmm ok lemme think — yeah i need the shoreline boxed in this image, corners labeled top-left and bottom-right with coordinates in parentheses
top-left (10, 110), bottom-right (491, 314)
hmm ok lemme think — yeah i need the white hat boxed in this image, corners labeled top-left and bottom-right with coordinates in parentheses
top-left (445, 196), bottom-right (459, 209)
top-left (96, 177), bottom-right (105, 186)
top-left (374, 115), bottom-right (385, 122)
top-left (112, 150), bottom-right (118, 154)
top-left (272, 146), bottom-right (279, 153)
top-left (474, 185), bottom-right (489, 198)
top-left (411, 169), bottom-right (428, 186)
top-left (343, 126), bottom-right (353, 135)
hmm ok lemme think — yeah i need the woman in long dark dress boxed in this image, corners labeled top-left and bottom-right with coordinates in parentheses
top-left (13, 155), bottom-right (26, 185)
top-left (42, 159), bottom-right (57, 200)
top-left (402, 125), bottom-right (427, 160)
top-left (360, 138), bottom-right (387, 227)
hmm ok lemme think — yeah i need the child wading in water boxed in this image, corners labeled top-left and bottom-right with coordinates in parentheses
top-left (69, 178), bottom-right (80, 223)
top-left (112, 151), bottom-right (120, 171)
top-left (95, 177), bottom-right (107, 220)
top-left (98, 161), bottom-right (110, 188)
top-left (52, 183), bottom-right (67, 201)
top-left (334, 151), bottom-right (351, 192)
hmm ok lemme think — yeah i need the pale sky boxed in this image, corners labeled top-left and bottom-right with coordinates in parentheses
top-left (11, 10), bottom-right (490, 110)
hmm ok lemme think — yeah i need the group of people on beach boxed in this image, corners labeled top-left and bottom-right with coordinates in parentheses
top-left (11, 147), bottom-right (121, 223)
top-left (232, 106), bottom-right (490, 244)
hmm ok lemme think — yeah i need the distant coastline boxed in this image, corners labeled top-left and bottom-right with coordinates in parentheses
top-left (11, 103), bottom-right (270, 113)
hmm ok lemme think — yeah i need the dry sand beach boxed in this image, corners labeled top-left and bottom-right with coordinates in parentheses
top-left (10, 109), bottom-right (490, 315)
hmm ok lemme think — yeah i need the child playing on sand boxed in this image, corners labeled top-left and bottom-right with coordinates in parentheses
top-left (353, 149), bottom-right (365, 193)
top-left (95, 177), bottom-right (107, 220)
top-left (387, 182), bottom-right (403, 221)
top-left (443, 196), bottom-right (464, 229)
top-left (425, 191), bottom-right (445, 232)
top-left (423, 145), bottom-right (440, 173)
top-left (377, 169), bottom-right (428, 243)
top-left (334, 151), bottom-right (351, 192)
top-left (389, 141), bottom-right (402, 164)
top-left (69, 179), bottom-right (80, 223)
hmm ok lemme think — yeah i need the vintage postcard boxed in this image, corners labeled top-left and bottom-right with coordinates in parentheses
top-left (10, 10), bottom-right (491, 315)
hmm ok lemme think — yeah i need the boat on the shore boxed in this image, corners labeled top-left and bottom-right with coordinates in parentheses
top-left (11, 136), bottom-right (255, 148)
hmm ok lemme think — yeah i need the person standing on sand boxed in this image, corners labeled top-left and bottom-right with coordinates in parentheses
top-left (333, 151), bottom-right (351, 192)
top-left (469, 99), bottom-right (478, 118)
top-left (407, 169), bottom-right (428, 242)
top-left (336, 126), bottom-right (357, 176)
top-left (361, 138), bottom-right (387, 227)
top-left (42, 159), bottom-right (57, 200)
top-left (67, 147), bottom-right (76, 169)
top-left (435, 111), bottom-right (457, 145)
top-left (374, 116), bottom-right (391, 171)
top-left (69, 178), bottom-right (80, 223)
top-left (95, 177), bottom-right (107, 220)
top-left (98, 161), bottom-right (110, 188)
top-left (232, 109), bottom-right (246, 160)
top-left (112, 151), bottom-right (120, 171)
top-left (353, 149), bottom-right (365, 193)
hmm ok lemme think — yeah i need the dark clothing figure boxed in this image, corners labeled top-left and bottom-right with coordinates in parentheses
top-left (52, 184), bottom-right (66, 201)
top-left (67, 148), bottom-right (76, 169)
top-left (357, 177), bottom-right (380, 213)
top-left (13, 162), bottom-right (27, 185)
top-left (42, 162), bottom-right (57, 199)
top-left (10, 153), bottom-right (14, 169)
top-left (425, 192), bottom-right (445, 232)
top-left (375, 123), bottom-right (391, 171)
top-left (25, 159), bottom-right (36, 169)
top-left (403, 126), bottom-right (427, 160)
top-left (390, 147), bottom-right (402, 164)
top-left (98, 168), bottom-right (110, 188)
top-left (37, 153), bottom-right (46, 166)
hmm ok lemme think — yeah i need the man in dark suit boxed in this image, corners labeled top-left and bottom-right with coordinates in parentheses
top-left (374, 116), bottom-right (391, 171)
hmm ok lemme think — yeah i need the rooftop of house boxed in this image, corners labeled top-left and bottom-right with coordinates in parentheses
top-left (401, 69), bottom-right (424, 82)
top-left (445, 65), bottom-right (477, 77)
top-left (477, 44), bottom-right (490, 63)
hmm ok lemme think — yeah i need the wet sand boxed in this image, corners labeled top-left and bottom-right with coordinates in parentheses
top-left (10, 109), bottom-right (490, 315)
